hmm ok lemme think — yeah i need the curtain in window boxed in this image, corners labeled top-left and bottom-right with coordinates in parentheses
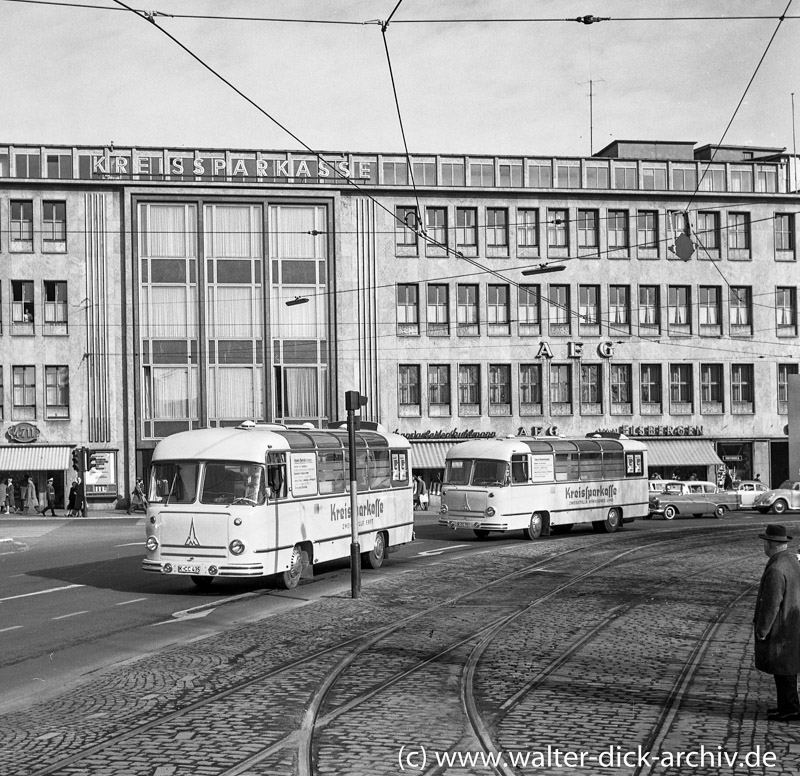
top-left (273, 206), bottom-right (322, 258)
top-left (284, 367), bottom-right (317, 417)
top-left (211, 367), bottom-right (256, 418)
top-left (145, 285), bottom-right (195, 338)
top-left (147, 204), bottom-right (192, 257)
top-left (209, 286), bottom-right (254, 339)
top-left (209, 205), bottom-right (258, 258)
top-left (151, 367), bottom-right (192, 419)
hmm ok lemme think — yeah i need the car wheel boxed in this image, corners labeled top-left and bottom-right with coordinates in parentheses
top-left (714, 505), bottom-right (727, 519)
top-left (663, 505), bottom-right (677, 520)
top-left (772, 499), bottom-right (788, 515)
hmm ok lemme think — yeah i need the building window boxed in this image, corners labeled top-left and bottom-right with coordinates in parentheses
top-left (518, 284), bottom-right (540, 336)
top-left (426, 284), bottom-right (449, 336)
top-left (383, 160), bottom-right (408, 185)
top-left (469, 161), bottom-right (494, 187)
top-left (396, 284), bottom-right (419, 335)
top-left (610, 364), bottom-right (632, 414)
top-left (0, 367), bottom-right (3, 419)
top-left (15, 152), bottom-right (41, 178)
top-left (517, 209), bottom-right (539, 250)
top-left (701, 364), bottom-right (724, 412)
top-left (669, 364), bottom-right (694, 412)
top-left (731, 364), bottom-right (754, 413)
top-left (699, 166), bottom-right (726, 191)
top-left (550, 363), bottom-right (572, 413)
top-left (777, 287), bottom-right (797, 335)
top-left (641, 364), bottom-right (662, 414)
top-left (486, 208), bottom-right (508, 249)
top-left (637, 210), bottom-right (659, 250)
top-left (778, 364), bottom-right (798, 412)
top-left (456, 207), bottom-right (477, 250)
top-left (730, 169), bottom-right (754, 192)
top-left (44, 281), bottom-right (68, 334)
top-left (489, 364), bottom-right (512, 415)
top-left (46, 154), bottom-right (72, 179)
top-left (668, 285), bottom-right (691, 333)
top-left (609, 285), bottom-right (630, 334)
top-left (758, 167), bottom-right (778, 192)
top-left (730, 286), bottom-right (752, 335)
top-left (11, 200), bottom-right (34, 248)
top-left (639, 285), bottom-right (661, 334)
top-left (699, 286), bottom-right (722, 333)
top-left (579, 285), bottom-right (600, 330)
top-left (613, 166), bottom-right (637, 190)
top-left (775, 213), bottom-right (795, 256)
top-left (42, 201), bottom-right (67, 245)
top-left (577, 209), bottom-right (599, 249)
top-left (727, 212), bottom-right (751, 252)
top-left (12, 366), bottom-right (36, 420)
top-left (549, 284), bottom-right (571, 335)
top-left (547, 209), bottom-right (569, 249)
top-left (395, 206), bottom-right (418, 249)
top-left (642, 165), bottom-right (667, 190)
top-left (487, 284), bottom-right (511, 335)
top-left (428, 365), bottom-right (451, 415)
top-left (520, 364), bottom-right (543, 414)
top-left (556, 164), bottom-right (580, 188)
top-left (585, 164), bottom-right (609, 188)
top-left (11, 280), bottom-right (35, 332)
top-left (498, 161), bottom-right (522, 187)
top-left (457, 284), bottom-right (479, 336)
top-left (528, 161), bottom-right (552, 187)
top-left (673, 167), bottom-right (697, 191)
top-left (458, 364), bottom-right (481, 414)
top-left (608, 210), bottom-right (629, 253)
top-left (412, 161), bottom-right (436, 186)
top-left (45, 365), bottom-right (69, 419)
top-left (398, 365), bottom-right (421, 416)
top-left (425, 207), bottom-right (447, 255)
top-left (580, 364), bottom-right (603, 413)
top-left (441, 160), bottom-right (465, 186)
top-left (696, 211), bottom-right (720, 252)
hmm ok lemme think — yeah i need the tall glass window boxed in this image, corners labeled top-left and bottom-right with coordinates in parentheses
top-left (457, 284), bottom-right (479, 336)
top-left (426, 284), bottom-right (449, 336)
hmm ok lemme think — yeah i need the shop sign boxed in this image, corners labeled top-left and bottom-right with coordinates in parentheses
top-left (399, 429), bottom-right (496, 440)
top-left (534, 341), bottom-right (614, 359)
top-left (595, 425), bottom-right (705, 438)
top-left (6, 422), bottom-right (40, 444)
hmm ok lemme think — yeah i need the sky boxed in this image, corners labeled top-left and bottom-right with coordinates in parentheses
top-left (2, 0), bottom-right (800, 157)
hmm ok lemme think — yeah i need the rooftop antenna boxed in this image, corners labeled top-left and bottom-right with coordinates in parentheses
top-left (578, 78), bottom-right (605, 155)
top-left (793, 92), bottom-right (798, 192)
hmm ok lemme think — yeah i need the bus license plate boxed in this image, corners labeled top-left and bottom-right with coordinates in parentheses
top-left (177, 565), bottom-right (200, 574)
top-left (455, 520), bottom-right (478, 529)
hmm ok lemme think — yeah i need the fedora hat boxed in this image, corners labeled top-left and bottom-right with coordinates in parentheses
top-left (759, 524), bottom-right (792, 542)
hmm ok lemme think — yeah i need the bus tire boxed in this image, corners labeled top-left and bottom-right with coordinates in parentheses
top-left (601, 508), bottom-right (621, 533)
top-left (473, 529), bottom-right (490, 540)
top-left (524, 512), bottom-right (544, 540)
top-left (190, 575), bottom-right (214, 588)
top-left (281, 544), bottom-right (305, 589)
top-left (363, 532), bottom-right (387, 570)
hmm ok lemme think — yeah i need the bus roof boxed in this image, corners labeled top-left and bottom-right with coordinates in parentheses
top-left (152, 424), bottom-right (410, 463)
top-left (444, 435), bottom-right (647, 460)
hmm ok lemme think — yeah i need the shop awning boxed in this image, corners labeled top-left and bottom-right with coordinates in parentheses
top-left (645, 439), bottom-right (723, 468)
top-left (0, 445), bottom-right (73, 471)
top-left (410, 441), bottom-right (464, 470)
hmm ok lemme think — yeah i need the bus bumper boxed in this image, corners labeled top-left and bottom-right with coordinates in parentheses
top-left (142, 559), bottom-right (266, 578)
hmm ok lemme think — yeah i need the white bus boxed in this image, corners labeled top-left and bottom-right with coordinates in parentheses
top-left (439, 435), bottom-right (648, 539)
top-left (142, 422), bottom-right (414, 589)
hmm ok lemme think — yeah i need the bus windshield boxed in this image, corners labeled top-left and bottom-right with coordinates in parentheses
top-left (445, 459), bottom-right (509, 487)
top-left (150, 462), bottom-right (199, 504)
top-left (201, 462), bottom-right (267, 505)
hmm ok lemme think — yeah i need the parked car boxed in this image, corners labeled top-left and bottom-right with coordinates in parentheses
top-left (752, 480), bottom-right (800, 514)
top-left (731, 480), bottom-right (769, 509)
top-left (648, 480), bottom-right (740, 520)
top-left (649, 479), bottom-right (683, 493)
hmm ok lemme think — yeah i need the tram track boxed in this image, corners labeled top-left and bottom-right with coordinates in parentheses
top-left (12, 522), bottom-right (778, 776)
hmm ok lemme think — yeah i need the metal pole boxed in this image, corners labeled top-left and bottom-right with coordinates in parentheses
top-left (792, 92), bottom-right (797, 192)
top-left (346, 403), bottom-right (361, 599)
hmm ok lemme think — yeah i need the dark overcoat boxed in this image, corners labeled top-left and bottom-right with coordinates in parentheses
top-left (754, 550), bottom-right (800, 675)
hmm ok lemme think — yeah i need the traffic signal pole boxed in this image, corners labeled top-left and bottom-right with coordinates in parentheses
top-left (345, 390), bottom-right (367, 599)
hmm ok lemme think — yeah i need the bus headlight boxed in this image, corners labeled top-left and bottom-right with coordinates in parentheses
top-left (440, 504), bottom-right (449, 514)
top-left (208, 565), bottom-right (219, 576)
top-left (163, 563), bottom-right (173, 574)
top-left (486, 506), bottom-right (496, 517)
top-left (229, 539), bottom-right (245, 556)
top-left (146, 536), bottom-right (159, 552)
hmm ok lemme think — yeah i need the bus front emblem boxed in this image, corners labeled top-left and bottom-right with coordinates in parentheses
top-left (185, 520), bottom-right (200, 547)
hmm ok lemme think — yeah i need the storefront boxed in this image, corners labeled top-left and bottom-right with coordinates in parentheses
top-left (0, 444), bottom-right (73, 511)
top-left (643, 438), bottom-right (725, 483)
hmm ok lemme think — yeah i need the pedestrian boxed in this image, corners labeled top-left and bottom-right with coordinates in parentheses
top-left (74, 477), bottom-right (85, 516)
top-left (22, 474), bottom-right (38, 514)
top-left (5, 478), bottom-right (15, 513)
top-left (67, 479), bottom-right (78, 517)
top-left (689, 473), bottom-right (698, 481)
top-left (724, 470), bottom-right (733, 490)
top-left (127, 477), bottom-right (148, 514)
top-left (0, 478), bottom-right (6, 514)
top-left (755, 473), bottom-right (762, 483)
top-left (418, 477), bottom-right (429, 511)
top-left (44, 477), bottom-right (58, 516)
top-left (412, 475), bottom-right (421, 510)
top-left (753, 524), bottom-right (800, 721)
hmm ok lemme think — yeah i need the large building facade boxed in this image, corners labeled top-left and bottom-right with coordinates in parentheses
top-left (0, 140), bottom-right (797, 508)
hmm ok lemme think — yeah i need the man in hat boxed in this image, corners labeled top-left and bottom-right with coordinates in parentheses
top-left (44, 477), bottom-right (58, 517)
top-left (754, 524), bottom-right (800, 721)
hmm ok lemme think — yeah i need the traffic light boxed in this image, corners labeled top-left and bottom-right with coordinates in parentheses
top-left (86, 450), bottom-right (98, 470)
top-left (71, 448), bottom-right (81, 471)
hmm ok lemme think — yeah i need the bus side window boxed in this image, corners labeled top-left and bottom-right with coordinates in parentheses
top-left (267, 454), bottom-right (287, 500)
top-left (370, 449), bottom-right (391, 489)
top-left (318, 451), bottom-right (346, 495)
top-left (511, 455), bottom-right (528, 484)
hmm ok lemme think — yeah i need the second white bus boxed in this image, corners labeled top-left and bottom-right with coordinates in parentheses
top-left (439, 435), bottom-right (648, 539)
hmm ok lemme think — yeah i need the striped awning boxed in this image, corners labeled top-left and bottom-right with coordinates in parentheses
top-left (645, 439), bottom-right (724, 468)
top-left (0, 445), bottom-right (73, 471)
top-left (410, 441), bottom-right (465, 470)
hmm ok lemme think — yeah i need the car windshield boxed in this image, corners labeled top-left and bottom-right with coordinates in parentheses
top-left (201, 462), bottom-right (267, 505)
top-left (150, 462), bottom-right (199, 504)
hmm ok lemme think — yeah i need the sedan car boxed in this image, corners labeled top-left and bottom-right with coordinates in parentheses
top-left (648, 480), bottom-right (740, 520)
top-left (732, 480), bottom-right (769, 509)
top-left (752, 481), bottom-right (800, 514)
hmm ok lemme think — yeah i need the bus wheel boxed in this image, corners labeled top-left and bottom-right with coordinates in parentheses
top-left (363, 532), bottom-right (386, 570)
top-left (473, 529), bottom-right (490, 540)
top-left (524, 512), bottom-right (543, 540)
top-left (281, 545), bottom-right (304, 589)
top-left (602, 508), bottom-right (621, 533)
top-left (190, 575), bottom-right (214, 588)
